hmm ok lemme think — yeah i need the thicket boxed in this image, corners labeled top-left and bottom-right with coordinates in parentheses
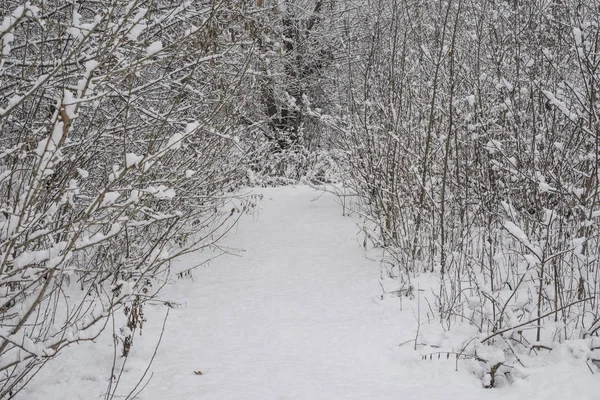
top-left (239, 0), bottom-right (342, 185)
top-left (327, 0), bottom-right (600, 385)
top-left (0, 1), bottom-right (256, 397)
top-left (3, 0), bottom-right (600, 395)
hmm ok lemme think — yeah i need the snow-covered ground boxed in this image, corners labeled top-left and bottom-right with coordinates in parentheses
top-left (19, 186), bottom-right (600, 399)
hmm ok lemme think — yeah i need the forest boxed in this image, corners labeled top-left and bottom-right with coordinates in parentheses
top-left (1, 0), bottom-right (600, 398)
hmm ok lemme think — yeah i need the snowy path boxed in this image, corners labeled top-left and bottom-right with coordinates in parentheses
top-left (22, 186), bottom-right (600, 399)
top-left (130, 186), bottom-right (490, 399)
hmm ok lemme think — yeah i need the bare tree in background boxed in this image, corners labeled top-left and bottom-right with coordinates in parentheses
top-left (242, 0), bottom-right (341, 183)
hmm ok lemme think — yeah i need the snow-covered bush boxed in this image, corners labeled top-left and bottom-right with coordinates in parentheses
top-left (330, 0), bottom-right (600, 386)
top-left (0, 0), bottom-right (255, 397)
top-left (244, 141), bottom-right (341, 186)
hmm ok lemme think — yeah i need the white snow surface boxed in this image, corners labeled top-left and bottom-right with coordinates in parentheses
top-left (146, 40), bottom-right (162, 56)
top-left (19, 186), bottom-right (600, 399)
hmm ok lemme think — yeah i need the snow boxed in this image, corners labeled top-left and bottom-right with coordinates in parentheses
top-left (485, 140), bottom-right (503, 154)
top-left (75, 223), bottom-right (121, 249)
top-left (573, 27), bottom-right (582, 46)
top-left (76, 168), bottom-right (89, 178)
top-left (0, 4), bottom-right (24, 56)
top-left (538, 179), bottom-right (553, 193)
top-left (67, 10), bottom-right (97, 40)
top-left (85, 59), bottom-right (99, 73)
top-left (7, 94), bottom-right (22, 108)
top-left (100, 191), bottom-right (120, 207)
top-left (146, 40), bottom-right (162, 56)
top-left (185, 24), bottom-right (200, 36)
top-left (166, 132), bottom-right (183, 149)
top-left (127, 8), bottom-right (148, 41)
top-left (542, 48), bottom-right (553, 60)
top-left (553, 142), bottom-right (564, 151)
top-left (77, 60), bottom-right (99, 96)
top-left (126, 152), bottom-right (144, 168)
top-left (185, 121), bottom-right (200, 133)
top-left (63, 90), bottom-right (77, 119)
top-left (35, 120), bottom-right (64, 156)
top-left (17, 186), bottom-right (600, 400)
top-left (542, 90), bottom-right (578, 122)
top-left (11, 242), bottom-right (69, 269)
top-left (501, 78), bottom-right (513, 92)
top-left (503, 221), bottom-right (543, 259)
top-left (67, 11), bottom-right (83, 39)
top-left (503, 221), bottom-right (528, 244)
top-left (145, 184), bottom-right (176, 200)
top-left (467, 94), bottom-right (475, 106)
top-left (572, 237), bottom-right (586, 256)
top-left (128, 22), bottom-right (147, 41)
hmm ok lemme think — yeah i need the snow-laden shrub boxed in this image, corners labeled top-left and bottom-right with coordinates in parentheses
top-left (245, 141), bottom-right (342, 187)
top-left (331, 0), bottom-right (600, 387)
top-left (0, 1), bottom-right (255, 397)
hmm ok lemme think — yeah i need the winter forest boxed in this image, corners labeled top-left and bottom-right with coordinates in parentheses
top-left (1, 0), bottom-right (600, 398)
